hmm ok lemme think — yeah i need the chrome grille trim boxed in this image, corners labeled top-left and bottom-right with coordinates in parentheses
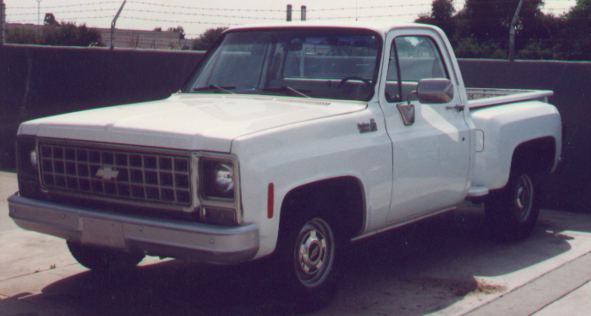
top-left (38, 139), bottom-right (194, 210)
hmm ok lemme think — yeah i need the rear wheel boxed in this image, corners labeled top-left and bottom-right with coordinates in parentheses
top-left (485, 167), bottom-right (540, 241)
top-left (67, 241), bottom-right (144, 273)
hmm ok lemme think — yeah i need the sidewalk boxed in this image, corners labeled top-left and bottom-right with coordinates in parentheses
top-left (1, 170), bottom-right (591, 315)
top-left (465, 251), bottom-right (591, 315)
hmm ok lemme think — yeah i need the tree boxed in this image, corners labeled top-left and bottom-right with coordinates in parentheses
top-left (5, 27), bottom-right (39, 45)
top-left (415, 0), bottom-right (558, 59)
top-left (416, 0), bottom-right (456, 37)
top-left (6, 15), bottom-right (103, 47)
top-left (558, 0), bottom-right (591, 60)
top-left (192, 27), bottom-right (228, 50)
top-left (42, 22), bottom-right (102, 47)
top-left (459, 0), bottom-right (544, 46)
top-left (167, 26), bottom-right (185, 39)
top-left (44, 13), bottom-right (58, 26)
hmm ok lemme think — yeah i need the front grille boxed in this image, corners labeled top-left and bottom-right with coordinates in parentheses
top-left (38, 140), bottom-right (193, 208)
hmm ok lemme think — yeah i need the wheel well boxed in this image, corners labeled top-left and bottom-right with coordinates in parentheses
top-left (280, 177), bottom-right (365, 240)
top-left (512, 137), bottom-right (556, 173)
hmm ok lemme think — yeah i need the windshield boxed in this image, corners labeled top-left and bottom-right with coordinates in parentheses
top-left (186, 28), bottom-right (381, 101)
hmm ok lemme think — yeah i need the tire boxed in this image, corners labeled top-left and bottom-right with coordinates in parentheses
top-left (67, 241), bottom-right (145, 273)
top-left (485, 167), bottom-right (540, 242)
top-left (275, 208), bottom-right (341, 309)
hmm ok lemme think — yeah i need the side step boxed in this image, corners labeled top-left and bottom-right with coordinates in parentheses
top-left (467, 186), bottom-right (489, 198)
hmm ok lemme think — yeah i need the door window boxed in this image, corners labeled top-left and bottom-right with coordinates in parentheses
top-left (385, 36), bottom-right (449, 102)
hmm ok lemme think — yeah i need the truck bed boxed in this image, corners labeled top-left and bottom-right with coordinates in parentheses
top-left (467, 88), bottom-right (553, 109)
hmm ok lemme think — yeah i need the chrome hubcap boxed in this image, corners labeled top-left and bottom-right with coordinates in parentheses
top-left (294, 218), bottom-right (334, 288)
top-left (514, 174), bottom-right (534, 223)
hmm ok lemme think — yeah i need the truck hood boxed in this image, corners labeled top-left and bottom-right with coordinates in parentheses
top-left (19, 94), bottom-right (366, 152)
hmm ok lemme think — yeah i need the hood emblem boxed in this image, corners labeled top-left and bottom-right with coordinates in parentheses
top-left (96, 165), bottom-right (120, 181)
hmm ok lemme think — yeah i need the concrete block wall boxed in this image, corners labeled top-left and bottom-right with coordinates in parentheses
top-left (0, 44), bottom-right (204, 170)
top-left (459, 60), bottom-right (591, 211)
top-left (0, 44), bottom-right (589, 211)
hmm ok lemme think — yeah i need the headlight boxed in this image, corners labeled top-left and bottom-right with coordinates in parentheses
top-left (198, 156), bottom-right (241, 226)
top-left (200, 159), bottom-right (235, 200)
top-left (213, 163), bottom-right (234, 196)
top-left (29, 149), bottom-right (39, 168)
top-left (16, 135), bottom-right (42, 198)
top-left (17, 135), bottom-right (38, 174)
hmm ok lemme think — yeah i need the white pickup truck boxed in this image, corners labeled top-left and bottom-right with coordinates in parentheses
top-left (9, 22), bottom-right (561, 305)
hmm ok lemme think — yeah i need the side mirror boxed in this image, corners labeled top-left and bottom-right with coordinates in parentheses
top-left (417, 78), bottom-right (454, 104)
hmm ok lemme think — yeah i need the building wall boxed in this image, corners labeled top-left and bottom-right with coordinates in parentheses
top-left (99, 28), bottom-right (185, 50)
top-left (6, 23), bottom-right (187, 49)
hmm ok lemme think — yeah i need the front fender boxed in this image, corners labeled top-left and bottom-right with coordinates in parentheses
top-left (232, 108), bottom-right (393, 259)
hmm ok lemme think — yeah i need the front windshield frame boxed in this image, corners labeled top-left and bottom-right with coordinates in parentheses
top-left (183, 27), bottom-right (383, 102)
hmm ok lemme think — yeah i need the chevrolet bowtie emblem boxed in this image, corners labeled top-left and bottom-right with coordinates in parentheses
top-left (96, 165), bottom-right (120, 181)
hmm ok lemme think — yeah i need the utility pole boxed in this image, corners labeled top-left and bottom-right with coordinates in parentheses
top-left (37, 0), bottom-right (41, 25)
top-left (110, 0), bottom-right (127, 49)
top-left (508, 0), bottom-right (524, 62)
top-left (0, 0), bottom-right (6, 45)
top-left (286, 4), bottom-right (292, 22)
top-left (300, 5), bottom-right (306, 21)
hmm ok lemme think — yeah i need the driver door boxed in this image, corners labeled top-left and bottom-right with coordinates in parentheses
top-left (381, 31), bottom-right (471, 224)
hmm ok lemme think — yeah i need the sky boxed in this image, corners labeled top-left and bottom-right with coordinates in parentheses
top-left (4, 0), bottom-right (578, 39)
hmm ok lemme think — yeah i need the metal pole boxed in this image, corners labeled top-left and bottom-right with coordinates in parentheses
top-left (0, 0), bottom-right (5, 45)
top-left (508, 0), bottom-right (524, 62)
top-left (286, 4), bottom-right (292, 22)
top-left (110, 0), bottom-right (127, 49)
top-left (37, 0), bottom-right (41, 25)
top-left (301, 5), bottom-right (306, 21)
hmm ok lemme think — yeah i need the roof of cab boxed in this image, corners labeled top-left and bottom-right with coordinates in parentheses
top-left (227, 21), bottom-right (438, 36)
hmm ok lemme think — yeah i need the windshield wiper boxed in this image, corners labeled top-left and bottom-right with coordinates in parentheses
top-left (193, 84), bottom-right (236, 94)
top-left (261, 86), bottom-right (310, 98)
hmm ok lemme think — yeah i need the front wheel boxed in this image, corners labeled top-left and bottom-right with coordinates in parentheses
top-left (485, 168), bottom-right (540, 241)
top-left (67, 241), bottom-right (145, 273)
top-left (293, 217), bottom-right (336, 289)
top-left (276, 213), bottom-right (340, 308)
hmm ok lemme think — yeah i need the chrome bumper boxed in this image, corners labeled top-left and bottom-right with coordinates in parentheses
top-left (8, 194), bottom-right (259, 264)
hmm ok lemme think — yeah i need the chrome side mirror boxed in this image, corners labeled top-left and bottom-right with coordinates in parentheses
top-left (417, 78), bottom-right (454, 104)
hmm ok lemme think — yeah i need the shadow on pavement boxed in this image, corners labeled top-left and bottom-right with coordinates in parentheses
top-left (0, 207), bottom-right (583, 315)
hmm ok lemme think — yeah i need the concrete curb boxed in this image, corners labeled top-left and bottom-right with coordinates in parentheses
top-left (465, 251), bottom-right (591, 315)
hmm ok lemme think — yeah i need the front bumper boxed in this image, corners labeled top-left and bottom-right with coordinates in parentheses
top-left (8, 194), bottom-right (259, 264)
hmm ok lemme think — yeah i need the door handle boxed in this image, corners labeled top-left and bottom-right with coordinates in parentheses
top-left (446, 104), bottom-right (464, 112)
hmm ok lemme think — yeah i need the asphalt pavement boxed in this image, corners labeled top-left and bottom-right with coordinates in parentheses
top-left (1, 171), bottom-right (590, 315)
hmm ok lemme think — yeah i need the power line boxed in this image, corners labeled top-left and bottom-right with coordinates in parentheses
top-left (120, 16), bottom-right (237, 26)
top-left (123, 8), bottom-right (283, 21)
top-left (7, 15), bottom-right (113, 24)
top-left (128, 1), bottom-right (284, 13)
top-left (310, 13), bottom-right (423, 20)
top-left (308, 3), bottom-right (432, 12)
top-left (8, 1), bottom-right (121, 10)
top-left (8, 8), bottom-right (119, 17)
